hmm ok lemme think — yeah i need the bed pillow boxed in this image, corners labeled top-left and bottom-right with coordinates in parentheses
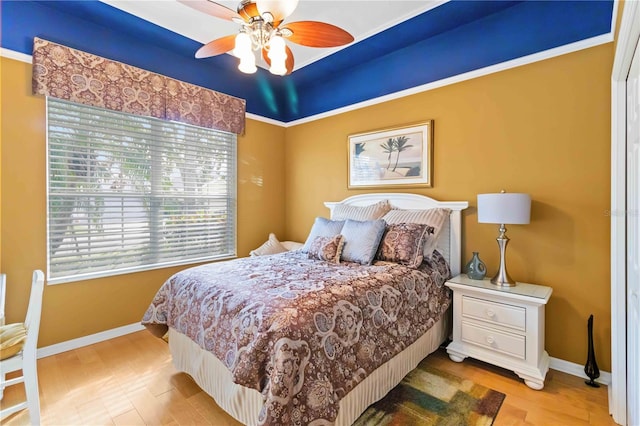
top-left (331, 200), bottom-right (392, 221)
top-left (281, 241), bottom-right (304, 251)
top-left (301, 217), bottom-right (345, 253)
top-left (340, 219), bottom-right (386, 265)
top-left (376, 223), bottom-right (434, 268)
top-left (250, 233), bottom-right (288, 256)
top-left (307, 234), bottom-right (345, 264)
top-left (382, 208), bottom-right (451, 257)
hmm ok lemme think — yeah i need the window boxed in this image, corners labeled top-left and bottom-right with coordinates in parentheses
top-left (46, 98), bottom-right (237, 284)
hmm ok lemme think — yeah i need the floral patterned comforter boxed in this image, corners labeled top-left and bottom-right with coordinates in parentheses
top-left (142, 250), bottom-right (452, 425)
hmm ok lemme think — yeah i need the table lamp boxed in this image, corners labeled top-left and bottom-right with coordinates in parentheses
top-left (477, 191), bottom-right (531, 286)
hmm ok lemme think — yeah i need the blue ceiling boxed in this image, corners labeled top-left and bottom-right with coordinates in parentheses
top-left (2, 0), bottom-right (614, 123)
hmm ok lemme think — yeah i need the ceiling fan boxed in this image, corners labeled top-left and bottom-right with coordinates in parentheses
top-left (179, 0), bottom-right (354, 75)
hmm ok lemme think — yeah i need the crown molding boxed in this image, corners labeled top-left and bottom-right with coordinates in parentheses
top-left (2, 31), bottom-right (613, 129)
top-left (285, 32), bottom-right (613, 127)
top-left (1, 48), bottom-right (32, 62)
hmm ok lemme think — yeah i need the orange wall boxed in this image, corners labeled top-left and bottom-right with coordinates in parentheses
top-left (284, 44), bottom-right (613, 370)
top-left (0, 57), bottom-right (286, 347)
top-left (1, 41), bottom-right (614, 370)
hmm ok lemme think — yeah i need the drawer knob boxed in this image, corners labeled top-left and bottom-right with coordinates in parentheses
top-left (486, 309), bottom-right (495, 318)
top-left (486, 336), bottom-right (495, 345)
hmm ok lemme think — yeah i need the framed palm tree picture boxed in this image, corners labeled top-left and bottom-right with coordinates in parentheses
top-left (348, 121), bottom-right (433, 189)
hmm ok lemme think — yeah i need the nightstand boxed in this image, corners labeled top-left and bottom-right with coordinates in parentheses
top-left (445, 274), bottom-right (553, 390)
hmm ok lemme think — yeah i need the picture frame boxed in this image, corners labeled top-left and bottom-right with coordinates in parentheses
top-left (348, 120), bottom-right (433, 189)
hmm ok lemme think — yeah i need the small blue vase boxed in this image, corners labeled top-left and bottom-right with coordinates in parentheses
top-left (465, 252), bottom-right (487, 280)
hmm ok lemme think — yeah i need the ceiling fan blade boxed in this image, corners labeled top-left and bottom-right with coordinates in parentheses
top-left (178, 0), bottom-right (241, 22)
top-left (195, 34), bottom-right (237, 58)
top-left (257, 0), bottom-right (299, 24)
top-left (261, 45), bottom-right (295, 75)
top-left (282, 21), bottom-right (354, 48)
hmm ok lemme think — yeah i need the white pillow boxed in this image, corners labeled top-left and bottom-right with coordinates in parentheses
top-left (281, 241), bottom-right (303, 251)
top-left (331, 200), bottom-right (391, 221)
top-left (250, 233), bottom-right (288, 256)
top-left (382, 208), bottom-right (451, 257)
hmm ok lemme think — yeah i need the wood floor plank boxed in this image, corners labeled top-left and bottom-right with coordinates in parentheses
top-left (186, 391), bottom-right (243, 426)
top-left (170, 370), bottom-right (206, 399)
top-left (112, 408), bottom-right (146, 426)
top-left (156, 388), bottom-right (213, 425)
top-left (2, 331), bottom-right (617, 425)
top-left (75, 396), bottom-right (115, 426)
top-left (97, 377), bottom-right (136, 419)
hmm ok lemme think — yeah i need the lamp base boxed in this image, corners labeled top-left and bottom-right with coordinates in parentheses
top-left (490, 274), bottom-right (516, 287)
top-left (491, 225), bottom-right (517, 287)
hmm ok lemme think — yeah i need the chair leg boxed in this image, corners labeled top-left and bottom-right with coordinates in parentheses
top-left (22, 359), bottom-right (41, 425)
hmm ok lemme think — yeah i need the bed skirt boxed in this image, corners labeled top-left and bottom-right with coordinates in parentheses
top-left (168, 309), bottom-right (451, 425)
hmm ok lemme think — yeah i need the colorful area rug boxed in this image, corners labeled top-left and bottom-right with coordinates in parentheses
top-left (353, 359), bottom-right (506, 426)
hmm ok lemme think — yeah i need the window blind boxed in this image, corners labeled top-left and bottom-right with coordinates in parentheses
top-left (47, 98), bottom-right (237, 284)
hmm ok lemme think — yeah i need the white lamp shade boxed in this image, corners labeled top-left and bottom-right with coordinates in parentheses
top-left (238, 53), bottom-right (257, 74)
top-left (268, 35), bottom-right (287, 75)
top-left (477, 193), bottom-right (531, 225)
top-left (233, 33), bottom-right (252, 58)
top-left (269, 59), bottom-right (287, 76)
top-left (268, 35), bottom-right (287, 60)
top-left (257, 0), bottom-right (299, 20)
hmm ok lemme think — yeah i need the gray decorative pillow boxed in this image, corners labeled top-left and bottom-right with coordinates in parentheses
top-left (331, 200), bottom-right (391, 221)
top-left (308, 235), bottom-right (345, 264)
top-left (301, 217), bottom-right (345, 253)
top-left (340, 219), bottom-right (386, 265)
top-left (376, 223), bottom-right (434, 268)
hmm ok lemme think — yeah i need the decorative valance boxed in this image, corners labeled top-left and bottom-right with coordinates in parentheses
top-left (32, 37), bottom-right (245, 135)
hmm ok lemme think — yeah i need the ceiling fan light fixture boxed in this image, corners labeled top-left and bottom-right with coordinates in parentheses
top-left (267, 34), bottom-right (287, 75)
top-left (183, 0), bottom-right (353, 77)
top-left (256, 0), bottom-right (299, 21)
top-left (232, 32), bottom-right (252, 58)
top-left (268, 35), bottom-right (286, 60)
top-left (238, 52), bottom-right (257, 74)
top-left (269, 57), bottom-right (287, 75)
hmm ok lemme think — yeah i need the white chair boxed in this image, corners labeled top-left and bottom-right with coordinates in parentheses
top-left (0, 270), bottom-right (45, 425)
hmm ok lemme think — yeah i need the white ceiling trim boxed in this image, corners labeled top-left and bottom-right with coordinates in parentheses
top-left (245, 112), bottom-right (286, 127)
top-left (1, 48), bottom-right (32, 63)
top-left (1, 31), bottom-right (614, 129)
top-left (283, 32), bottom-right (614, 127)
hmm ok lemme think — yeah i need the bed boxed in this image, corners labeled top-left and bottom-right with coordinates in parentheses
top-left (142, 193), bottom-right (468, 425)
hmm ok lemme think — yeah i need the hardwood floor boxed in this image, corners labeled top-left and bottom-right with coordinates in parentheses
top-left (1, 330), bottom-right (616, 425)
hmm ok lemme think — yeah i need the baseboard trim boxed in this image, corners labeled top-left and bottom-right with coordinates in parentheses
top-left (549, 356), bottom-right (611, 386)
top-left (37, 323), bottom-right (613, 387)
top-left (37, 323), bottom-right (145, 359)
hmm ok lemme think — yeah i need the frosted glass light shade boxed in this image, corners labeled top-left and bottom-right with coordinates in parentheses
top-left (233, 33), bottom-right (252, 58)
top-left (269, 60), bottom-right (287, 76)
top-left (238, 53), bottom-right (257, 74)
top-left (256, 0), bottom-right (299, 19)
top-left (268, 35), bottom-right (287, 75)
top-left (268, 36), bottom-right (287, 60)
top-left (477, 193), bottom-right (531, 224)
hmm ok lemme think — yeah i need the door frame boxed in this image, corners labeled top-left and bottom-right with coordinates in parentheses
top-left (611, 1), bottom-right (640, 423)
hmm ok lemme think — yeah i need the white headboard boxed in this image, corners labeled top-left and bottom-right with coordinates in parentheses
top-left (324, 193), bottom-right (469, 276)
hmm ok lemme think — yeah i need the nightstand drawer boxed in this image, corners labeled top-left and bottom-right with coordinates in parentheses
top-left (461, 321), bottom-right (526, 359)
top-left (462, 296), bottom-right (526, 332)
